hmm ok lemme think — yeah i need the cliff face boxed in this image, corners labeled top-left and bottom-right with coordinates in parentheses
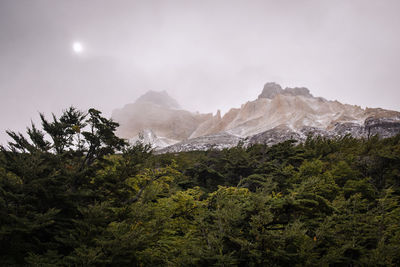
top-left (112, 83), bottom-right (400, 151)
top-left (184, 83), bottom-right (400, 141)
top-left (189, 93), bottom-right (366, 138)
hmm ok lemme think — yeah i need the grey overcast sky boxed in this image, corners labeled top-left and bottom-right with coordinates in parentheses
top-left (1, 0), bottom-right (400, 144)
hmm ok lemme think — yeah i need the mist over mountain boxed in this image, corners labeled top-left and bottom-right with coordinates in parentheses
top-left (258, 82), bottom-right (314, 99)
top-left (135, 90), bottom-right (181, 109)
top-left (112, 82), bottom-right (400, 152)
top-left (112, 91), bottom-right (212, 145)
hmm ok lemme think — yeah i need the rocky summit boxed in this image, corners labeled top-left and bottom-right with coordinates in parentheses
top-left (112, 83), bottom-right (400, 152)
top-left (258, 82), bottom-right (314, 99)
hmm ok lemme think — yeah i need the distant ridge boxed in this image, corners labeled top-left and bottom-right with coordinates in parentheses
top-left (112, 83), bottom-right (400, 152)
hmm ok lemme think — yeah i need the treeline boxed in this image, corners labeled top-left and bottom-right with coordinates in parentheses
top-left (1, 107), bottom-right (400, 266)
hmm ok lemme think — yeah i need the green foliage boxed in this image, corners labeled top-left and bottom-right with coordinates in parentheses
top-left (1, 107), bottom-right (400, 266)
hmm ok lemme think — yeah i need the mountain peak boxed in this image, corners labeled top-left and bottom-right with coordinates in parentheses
top-left (135, 90), bottom-right (181, 109)
top-left (258, 82), bottom-right (313, 99)
top-left (258, 82), bottom-right (283, 99)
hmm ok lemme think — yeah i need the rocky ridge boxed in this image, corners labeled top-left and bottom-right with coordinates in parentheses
top-left (258, 82), bottom-right (314, 99)
top-left (112, 83), bottom-right (400, 152)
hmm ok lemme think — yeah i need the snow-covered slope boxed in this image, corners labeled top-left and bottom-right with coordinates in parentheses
top-left (129, 129), bottom-right (179, 149)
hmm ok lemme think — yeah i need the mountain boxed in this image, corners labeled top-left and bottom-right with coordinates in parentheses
top-left (112, 91), bottom-right (212, 148)
top-left (112, 83), bottom-right (400, 151)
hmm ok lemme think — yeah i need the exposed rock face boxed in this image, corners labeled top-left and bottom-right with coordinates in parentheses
top-left (189, 110), bottom-right (223, 138)
top-left (130, 129), bottom-right (178, 149)
top-left (332, 123), bottom-right (364, 138)
top-left (284, 87), bottom-right (313, 98)
top-left (258, 82), bottom-right (283, 99)
top-left (190, 93), bottom-right (367, 138)
top-left (112, 83), bottom-right (400, 152)
top-left (248, 125), bottom-right (303, 146)
top-left (157, 132), bottom-right (242, 153)
top-left (247, 119), bottom-right (400, 146)
top-left (258, 82), bottom-right (313, 99)
top-left (365, 117), bottom-right (400, 138)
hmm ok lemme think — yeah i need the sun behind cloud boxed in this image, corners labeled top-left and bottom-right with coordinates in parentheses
top-left (72, 42), bottom-right (84, 54)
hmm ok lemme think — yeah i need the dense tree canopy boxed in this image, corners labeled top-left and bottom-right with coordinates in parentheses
top-left (1, 107), bottom-right (400, 266)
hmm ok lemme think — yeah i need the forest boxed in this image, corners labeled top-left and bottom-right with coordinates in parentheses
top-left (1, 107), bottom-right (400, 266)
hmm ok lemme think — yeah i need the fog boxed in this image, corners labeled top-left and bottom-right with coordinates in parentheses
top-left (1, 0), bottom-right (400, 144)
